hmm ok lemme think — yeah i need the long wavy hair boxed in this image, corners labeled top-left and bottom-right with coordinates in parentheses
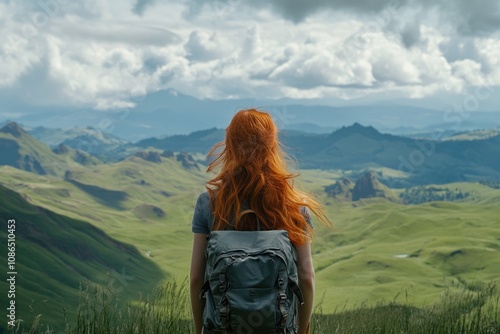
top-left (205, 108), bottom-right (331, 245)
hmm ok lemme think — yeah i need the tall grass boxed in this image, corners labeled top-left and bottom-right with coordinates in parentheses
top-left (69, 279), bottom-right (193, 334)
top-left (6, 280), bottom-right (193, 334)
top-left (7, 280), bottom-right (499, 334)
top-left (313, 281), bottom-right (499, 334)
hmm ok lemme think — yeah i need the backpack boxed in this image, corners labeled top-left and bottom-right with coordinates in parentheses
top-left (199, 209), bottom-right (304, 334)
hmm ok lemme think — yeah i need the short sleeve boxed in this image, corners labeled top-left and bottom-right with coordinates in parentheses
top-left (300, 206), bottom-right (313, 228)
top-left (191, 192), bottom-right (210, 234)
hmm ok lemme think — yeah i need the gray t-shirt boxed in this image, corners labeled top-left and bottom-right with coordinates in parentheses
top-left (191, 191), bottom-right (312, 234)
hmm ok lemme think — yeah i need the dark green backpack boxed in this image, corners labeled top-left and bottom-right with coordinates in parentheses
top-left (199, 209), bottom-right (304, 334)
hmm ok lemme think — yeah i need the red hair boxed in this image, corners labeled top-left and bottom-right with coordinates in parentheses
top-left (205, 108), bottom-right (331, 245)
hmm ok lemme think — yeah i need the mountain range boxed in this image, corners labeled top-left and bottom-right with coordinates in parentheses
top-left (2, 121), bottom-right (500, 187)
top-left (135, 123), bottom-right (500, 186)
top-left (2, 89), bottom-right (499, 141)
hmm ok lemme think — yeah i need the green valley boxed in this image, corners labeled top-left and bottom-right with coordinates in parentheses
top-left (1, 123), bottom-right (499, 331)
top-left (0, 184), bottom-right (164, 332)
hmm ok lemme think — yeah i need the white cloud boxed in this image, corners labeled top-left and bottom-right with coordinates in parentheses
top-left (51, 19), bottom-right (180, 46)
top-left (0, 0), bottom-right (499, 111)
top-left (452, 60), bottom-right (484, 86)
top-left (475, 38), bottom-right (500, 81)
top-left (240, 25), bottom-right (262, 59)
top-left (184, 31), bottom-right (229, 62)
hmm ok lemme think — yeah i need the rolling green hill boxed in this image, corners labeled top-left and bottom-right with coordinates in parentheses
top-left (2, 162), bottom-right (499, 318)
top-left (0, 149), bottom-right (208, 288)
top-left (311, 195), bottom-right (500, 308)
top-left (0, 184), bottom-right (164, 333)
top-left (0, 122), bottom-right (101, 177)
top-left (1, 127), bottom-right (500, 330)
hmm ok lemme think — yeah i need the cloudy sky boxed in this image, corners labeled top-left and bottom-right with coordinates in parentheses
top-left (1, 0), bottom-right (500, 114)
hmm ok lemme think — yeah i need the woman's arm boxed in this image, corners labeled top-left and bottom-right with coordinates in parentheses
top-left (190, 233), bottom-right (208, 334)
top-left (295, 242), bottom-right (314, 334)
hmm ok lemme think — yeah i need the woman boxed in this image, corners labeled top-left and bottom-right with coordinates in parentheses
top-left (190, 108), bottom-right (331, 334)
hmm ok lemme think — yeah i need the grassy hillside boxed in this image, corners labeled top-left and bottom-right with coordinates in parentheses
top-left (310, 195), bottom-right (500, 309)
top-left (0, 184), bottom-right (164, 333)
top-left (1, 160), bottom-right (499, 320)
top-left (52, 144), bottom-right (101, 166)
top-left (0, 151), bottom-right (208, 285)
top-left (0, 122), bottom-right (101, 177)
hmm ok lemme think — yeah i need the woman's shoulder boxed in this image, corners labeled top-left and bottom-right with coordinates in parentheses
top-left (192, 191), bottom-right (212, 234)
top-left (195, 191), bottom-right (211, 210)
top-left (198, 191), bottom-right (210, 200)
top-left (195, 191), bottom-right (311, 227)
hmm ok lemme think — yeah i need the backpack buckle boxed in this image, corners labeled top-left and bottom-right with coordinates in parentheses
top-left (199, 281), bottom-right (210, 301)
top-left (219, 274), bottom-right (231, 292)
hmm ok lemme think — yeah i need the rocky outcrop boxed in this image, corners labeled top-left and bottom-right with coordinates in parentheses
top-left (53, 144), bottom-right (71, 154)
top-left (325, 172), bottom-right (396, 202)
top-left (74, 150), bottom-right (97, 166)
top-left (352, 172), bottom-right (388, 201)
top-left (324, 178), bottom-right (354, 200)
top-left (161, 150), bottom-right (174, 158)
top-left (64, 170), bottom-right (73, 181)
top-left (134, 150), bottom-right (162, 163)
top-left (176, 151), bottom-right (200, 170)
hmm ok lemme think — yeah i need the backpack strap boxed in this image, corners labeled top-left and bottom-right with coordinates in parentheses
top-left (277, 272), bottom-right (305, 333)
top-left (239, 209), bottom-right (262, 231)
top-left (288, 278), bottom-right (305, 305)
top-left (228, 209), bottom-right (262, 231)
top-left (277, 269), bottom-right (289, 333)
top-left (219, 261), bottom-right (233, 333)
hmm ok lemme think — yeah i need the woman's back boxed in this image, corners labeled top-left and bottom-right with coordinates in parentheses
top-left (189, 108), bottom-right (331, 334)
top-left (191, 191), bottom-right (313, 235)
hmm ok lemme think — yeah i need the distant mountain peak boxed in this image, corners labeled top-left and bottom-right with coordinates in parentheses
top-left (345, 122), bottom-right (378, 134)
top-left (351, 122), bottom-right (364, 128)
top-left (328, 122), bottom-right (382, 140)
top-left (0, 122), bottom-right (27, 138)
